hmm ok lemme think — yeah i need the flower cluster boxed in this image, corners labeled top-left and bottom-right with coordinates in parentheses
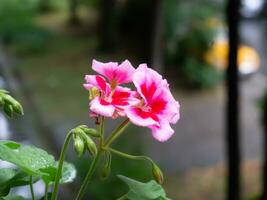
top-left (84, 60), bottom-right (180, 142)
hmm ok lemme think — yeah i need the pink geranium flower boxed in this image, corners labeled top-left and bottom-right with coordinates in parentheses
top-left (83, 60), bottom-right (136, 118)
top-left (92, 59), bottom-right (135, 86)
top-left (125, 64), bottom-right (180, 142)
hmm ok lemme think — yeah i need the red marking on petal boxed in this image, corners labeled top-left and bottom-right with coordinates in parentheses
top-left (111, 90), bottom-right (131, 106)
top-left (140, 81), bottom-right (157, 103)
top-left (150, 97), bottom-right (167, 114)
top-left (99, 98), bottom-right (110, 106)
top-left (133, 108), bottom-right (158, 122)
top-left (96, 76), bottom-right (107, 92)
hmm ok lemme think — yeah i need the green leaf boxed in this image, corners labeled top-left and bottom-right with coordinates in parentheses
top-left (117, 175), bottom-right (171, 200)
top-left (40, 162), bottom-right (76, 185)
top-left (0, 169), bottom-right (17, 186)
top-left (0, 141), bottom-right (76, 186)
top-left (59, 162), bottom-right (76, 184)
top-left (0, 168), bottom-right (17, 196)
top-left (0, 168), bottom-right (39, 197)
top-left (2, 195), bottom-right (28, 200)
top-left (0, 141), bottom-right (55, 175)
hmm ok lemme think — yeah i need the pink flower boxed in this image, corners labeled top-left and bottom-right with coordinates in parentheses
top-left (92, 59), bottom-right (135, 86)
top-left (83, 75), bottom-right (134, 118)
top-left (125, 64), bottom-right (180, 142)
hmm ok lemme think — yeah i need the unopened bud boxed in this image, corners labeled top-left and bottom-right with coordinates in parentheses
top-left (101, 151), bottom-right (111, 179)
top-left (0, 90), bottom-right (9, 94)
top-left (82, 134), bottom-right (97, 156)
top-left (73, 136), bottom-right (85, 157)
top-left (3, 95), bottom-right (23, 115)
top-left (12, 102), bottom-right (24, 115)
top-left (4, 104), bottom-right (13, 117)
top-left (81, 127), bottom-right (100, 138)
top-left (152, 164), bottom-right (164, 185)
top-left (0, 97), bottom-right (4, 106)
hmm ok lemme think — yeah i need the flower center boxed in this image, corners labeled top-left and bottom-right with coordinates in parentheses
top-left (142, 106), bottom-right (152, 112)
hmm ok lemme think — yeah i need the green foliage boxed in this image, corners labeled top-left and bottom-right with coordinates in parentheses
top-left (247, 194), bottom-right (260, 200)
top-left (40, 161), bottom-right (77, 185)
top-left (0, 169), bottom-right (38, 197)
top-left (183, 58), bottom-right (223, 89)
top-left (1, 195), bottom-right (28, 200)
top-left (117, 175), bottom-right (170, 200)
top-left (80, 0), bottom-right (100, 8)
top-left (0, 141), bottom-right (55, 176)
top-left (0, 0), bottom-right (51, 53)
top-left (75, 126), bottom-right (151, 200)
top-left (0, 140), bottom-right (76, 197)
top-left (164, 0), bottom-right (223, 89)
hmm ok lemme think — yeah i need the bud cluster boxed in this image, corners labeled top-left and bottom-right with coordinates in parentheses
top-left (72, 125), bottom-right (100, 157)
top-left (0, 90), bottom-right (24, 117)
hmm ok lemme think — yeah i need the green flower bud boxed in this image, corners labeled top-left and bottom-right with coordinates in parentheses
top-left (12, 102), bottom-right (24, 115)
top-left (73, 135), bottom-right (85, 157)
top-left (3, 104), bottom-right (13, 117)
top-left (0, 89), bottom-right (9, 94)
top-left (2, 95), bottom-right (23, 115)
top-left (152, 164), bottom-right (164, 185)
top-left (81, 127), bottom-right (100, 138)
top-left (82, 134), bottom-right (97, 156)
top-left (101, 151), bottom-right (112, 179)
top-left (0, 97), bottom-right (4, 106)
top-left (3, 94), bottom-right (16, 105)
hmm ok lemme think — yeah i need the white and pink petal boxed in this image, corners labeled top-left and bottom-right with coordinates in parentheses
top-left (150, 119), bottom-right (175, 142)
top-left (89, 97), bottom-right (115, 117)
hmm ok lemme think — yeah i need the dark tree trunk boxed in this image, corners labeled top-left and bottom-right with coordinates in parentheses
top-left (263, 121), bottom-right (267, 200)
top-left (226, 0), bottom-right (241, 200)
top-left (99, 0), bottom-right (117, 52)
top-left (69, 0), bottom-right (79, 25)
top-left (262, 98), bottom-right (267, 200)
top-left (150, 0), bottom-right (163, 72)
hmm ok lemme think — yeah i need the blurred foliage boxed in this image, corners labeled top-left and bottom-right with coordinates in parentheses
top-left (0, 0), bottom-right (52, 54)
top-left (247, 194), bottom-right (260, 200)
top-left (80, 0), bottom-right (100, 8)
top-left (75, 125), bottom-right (152, 200)
top-left (164, 0), bottom-right (223, 89)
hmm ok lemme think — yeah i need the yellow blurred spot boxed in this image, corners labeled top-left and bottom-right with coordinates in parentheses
top-left (206, 39), bottom-right (260, 74)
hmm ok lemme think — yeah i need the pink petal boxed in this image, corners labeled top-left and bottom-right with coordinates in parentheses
top-left (90, 97), bottom-right (115, 117)
top-left (115, 60), bottom-right (135, 84)
top-left (150, 120), bottom-right (175, 142)
top-left (92, 60), bottom-right (117, 83)
top-left (84, 75), bottom-right (107, 92)
top-left (92, 59), bottom-right (135, 84)
top-left (125, 107), bottom-right (159, 127)
top-left (132, 64), bottom-right (163, 104)
top-left (168, 101), bottom-right (180, 124)
top-left (92, 59), bottom-right (118, 83)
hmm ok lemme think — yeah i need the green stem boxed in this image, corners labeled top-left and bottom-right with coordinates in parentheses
top-left (104, 119), bottom-right (129, 147)
top-left (100, 116), bottom-right (105, 146)
top-left (107, 148), bottom-right (154, 166)
top-left (45, 183), bottom-right (49, 200)
top-left (75, 150), bottom-right (102, 200)
top-left (51, 131), bottom-right (74, 200)
top-left (30, 176), bottom-right (35, 200)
